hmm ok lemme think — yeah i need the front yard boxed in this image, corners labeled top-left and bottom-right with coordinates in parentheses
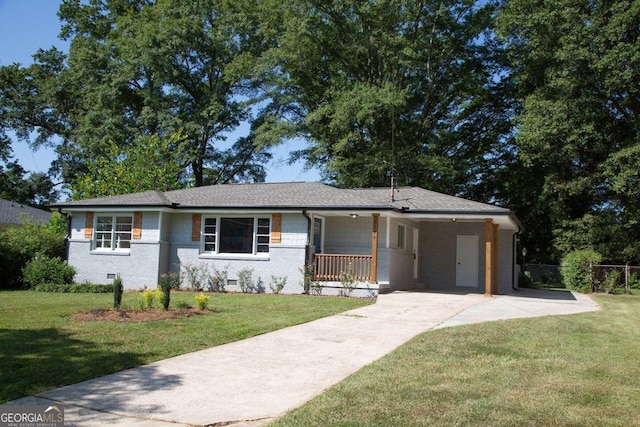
top-left (272, 294), bottom-right (640, 426)
top-left (0, 291), bottom-right (372, 404)
top-left (3, 291), bottom-right (639, 425)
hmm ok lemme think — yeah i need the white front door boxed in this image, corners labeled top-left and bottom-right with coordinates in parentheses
top-left (413, 227), bottom-right (419, 280)
top-left (456, 235), bottom-right (479, 287)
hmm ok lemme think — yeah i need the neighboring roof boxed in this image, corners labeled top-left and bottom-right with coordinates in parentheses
top-left (0, 198), bottom-right (51, 226)
top-left (52, 182), bottom-right (512, 214)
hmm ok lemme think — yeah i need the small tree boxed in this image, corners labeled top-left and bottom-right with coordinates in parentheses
top-left (113, 274), bottom-right (124, 309)
top-left (159, 274), bottom-right (175, 310)
top-left (561, 249), bottom-right (602, 292)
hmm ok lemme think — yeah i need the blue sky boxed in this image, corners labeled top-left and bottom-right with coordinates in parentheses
top-left (0, 0), bottom-right (320, 183)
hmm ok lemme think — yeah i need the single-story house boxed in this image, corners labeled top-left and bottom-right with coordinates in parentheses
top-left (0, 198), bottom-right (51, 231)
top-left (52, 182), bottom-right (521, 297)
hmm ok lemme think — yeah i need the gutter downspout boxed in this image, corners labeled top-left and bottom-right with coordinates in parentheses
top-left (59, 208), bottom-right (71, 261)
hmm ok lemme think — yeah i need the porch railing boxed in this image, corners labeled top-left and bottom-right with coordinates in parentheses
top-left (313, 254), bottom-right (373, 282)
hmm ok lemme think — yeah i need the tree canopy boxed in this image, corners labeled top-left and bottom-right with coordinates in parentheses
top-left (1, 0), bottom-right (639, 264)
top-left (0, 135), bottom-right (58, 207)
top-left (0, 0), bottom-right (273, 190)
top-left (255, 0), bottom-right (513, 199)
top-left (496, 0), bottom-right (640, 263)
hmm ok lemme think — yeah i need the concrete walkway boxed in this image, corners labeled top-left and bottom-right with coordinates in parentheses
top-left (7, 289), bottom-right (599, 426)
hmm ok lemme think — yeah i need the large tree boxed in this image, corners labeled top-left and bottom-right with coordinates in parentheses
top-left (0, 56), bottom-right (65, 206)
top-left (71, 131), bottom-right (187, 199)
top-left (254, 0), bottom-right (513, 198)
top-left (496, 0), bottom-right (640, 263)
top-left (0, 132), bottom-right (58, 206)
top-left (0, 0), bottom-right (273, 193)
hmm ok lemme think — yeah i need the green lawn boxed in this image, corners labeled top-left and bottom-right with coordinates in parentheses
top-left (0, 291), bottom-right (372, 404)
top-left (271, 294), bottom-right (640, 427)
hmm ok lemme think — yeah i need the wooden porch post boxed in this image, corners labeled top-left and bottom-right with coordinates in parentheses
top-left (371, 214), bottom-right (379, 284)
top-left (492, 223), bottom-right (499, 294)
top-left (485, 218), bottom-right (493, 296)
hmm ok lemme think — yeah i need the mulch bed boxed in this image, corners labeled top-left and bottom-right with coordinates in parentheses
top-left (72, 307), bottom-right (211, 322)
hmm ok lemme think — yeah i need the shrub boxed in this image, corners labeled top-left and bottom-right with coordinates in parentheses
top-left (310, 280), bottom-right (324, 296)
top-left (0, 212), bottom-right (67, 289)
top-left (603, 269), bottom-right (622, 294)
top-left (141, 289), bottom-right (155, 309)
top-left (159, 272), bottom-right (180, 290)
top-left (35, 283), bottom-right (114, 293)
top-left (269, 275), bottom-right (287, 294)
top-left (181, 262), bottom-right (209, 290)
top-left (155, 288), bottom-right (164, 305)
top-left (195, 292), bottom-right (210, 310)
top-left (22, 254), bottom-right (76, 288)
top-left (561, 249), bottom-right (602, 292)
top-left (113, 274), bottom-right (124, 308)
top-left (299, 262), bottom-right (315, 294)
top-left (210, 265), bottom-right (228, 292)
top-left (339, 265), bottom-right (357, 297)
top-left (630, 273), bottom-right (640, 290)
top-left (35, 284), bottom-right (72, 293)
top-left (237, 268), bottom-right (255, 293)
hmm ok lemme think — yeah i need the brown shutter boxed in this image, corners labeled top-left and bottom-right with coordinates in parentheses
top-left (133, 212), bottom-right (142, 240)
top-left (192, 214), bottom-right (202, 241)
top-left (271, 213), bottom-right (282, 243)
top-left (84, 212), bottom-right (94, 239)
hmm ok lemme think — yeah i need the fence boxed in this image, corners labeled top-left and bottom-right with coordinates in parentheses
top-left (522, 264), bottom-right (562, 285)
top-left (524, 263), bottom-right (640, 292)
top-left (591, 264), bottom-right (640, 293)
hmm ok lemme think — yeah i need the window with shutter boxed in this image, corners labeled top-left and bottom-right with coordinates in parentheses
top-left (192, 214), bottom-right (202, 241)
top-left (133, 212), bottom-right (142, 240)
top-left (271, 213), bottom-right (281, 243)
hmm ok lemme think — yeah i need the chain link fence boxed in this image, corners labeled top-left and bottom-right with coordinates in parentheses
top-left (523, 263), bottom-right (640, 292)
top-left (522, 264), bottom-right (562, 286)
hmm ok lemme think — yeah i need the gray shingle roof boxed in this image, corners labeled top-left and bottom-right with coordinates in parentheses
top-left (348, 187), bottom-right (511, 213)
top-left (0, 198), bottom-right (51, 226)
top-left (52, 182), bottom-right (511, 214)
top-left (53, 190), bottom-right (170, 207)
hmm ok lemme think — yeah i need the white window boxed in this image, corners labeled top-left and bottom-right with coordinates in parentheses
top-left (397, 224), bottom-right (406, 250)
top-left (256, 218), bottom-right (271, 253)
top-left (203, 218), bottom-right (217, 252)
top-left (202, 216), bottom-right (270, 255)
top-left (95, 215), bottom-right (133, 250)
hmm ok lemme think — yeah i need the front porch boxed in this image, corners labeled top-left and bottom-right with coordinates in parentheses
top-left (307, 212), bottom-right (510, 295)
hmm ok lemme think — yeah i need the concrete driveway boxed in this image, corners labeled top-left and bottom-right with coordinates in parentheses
top-left (7, 289), bottom-right (599, 426)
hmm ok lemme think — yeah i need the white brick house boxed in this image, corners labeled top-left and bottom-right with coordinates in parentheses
top-left (53, 182), bottom-right (521, 296)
